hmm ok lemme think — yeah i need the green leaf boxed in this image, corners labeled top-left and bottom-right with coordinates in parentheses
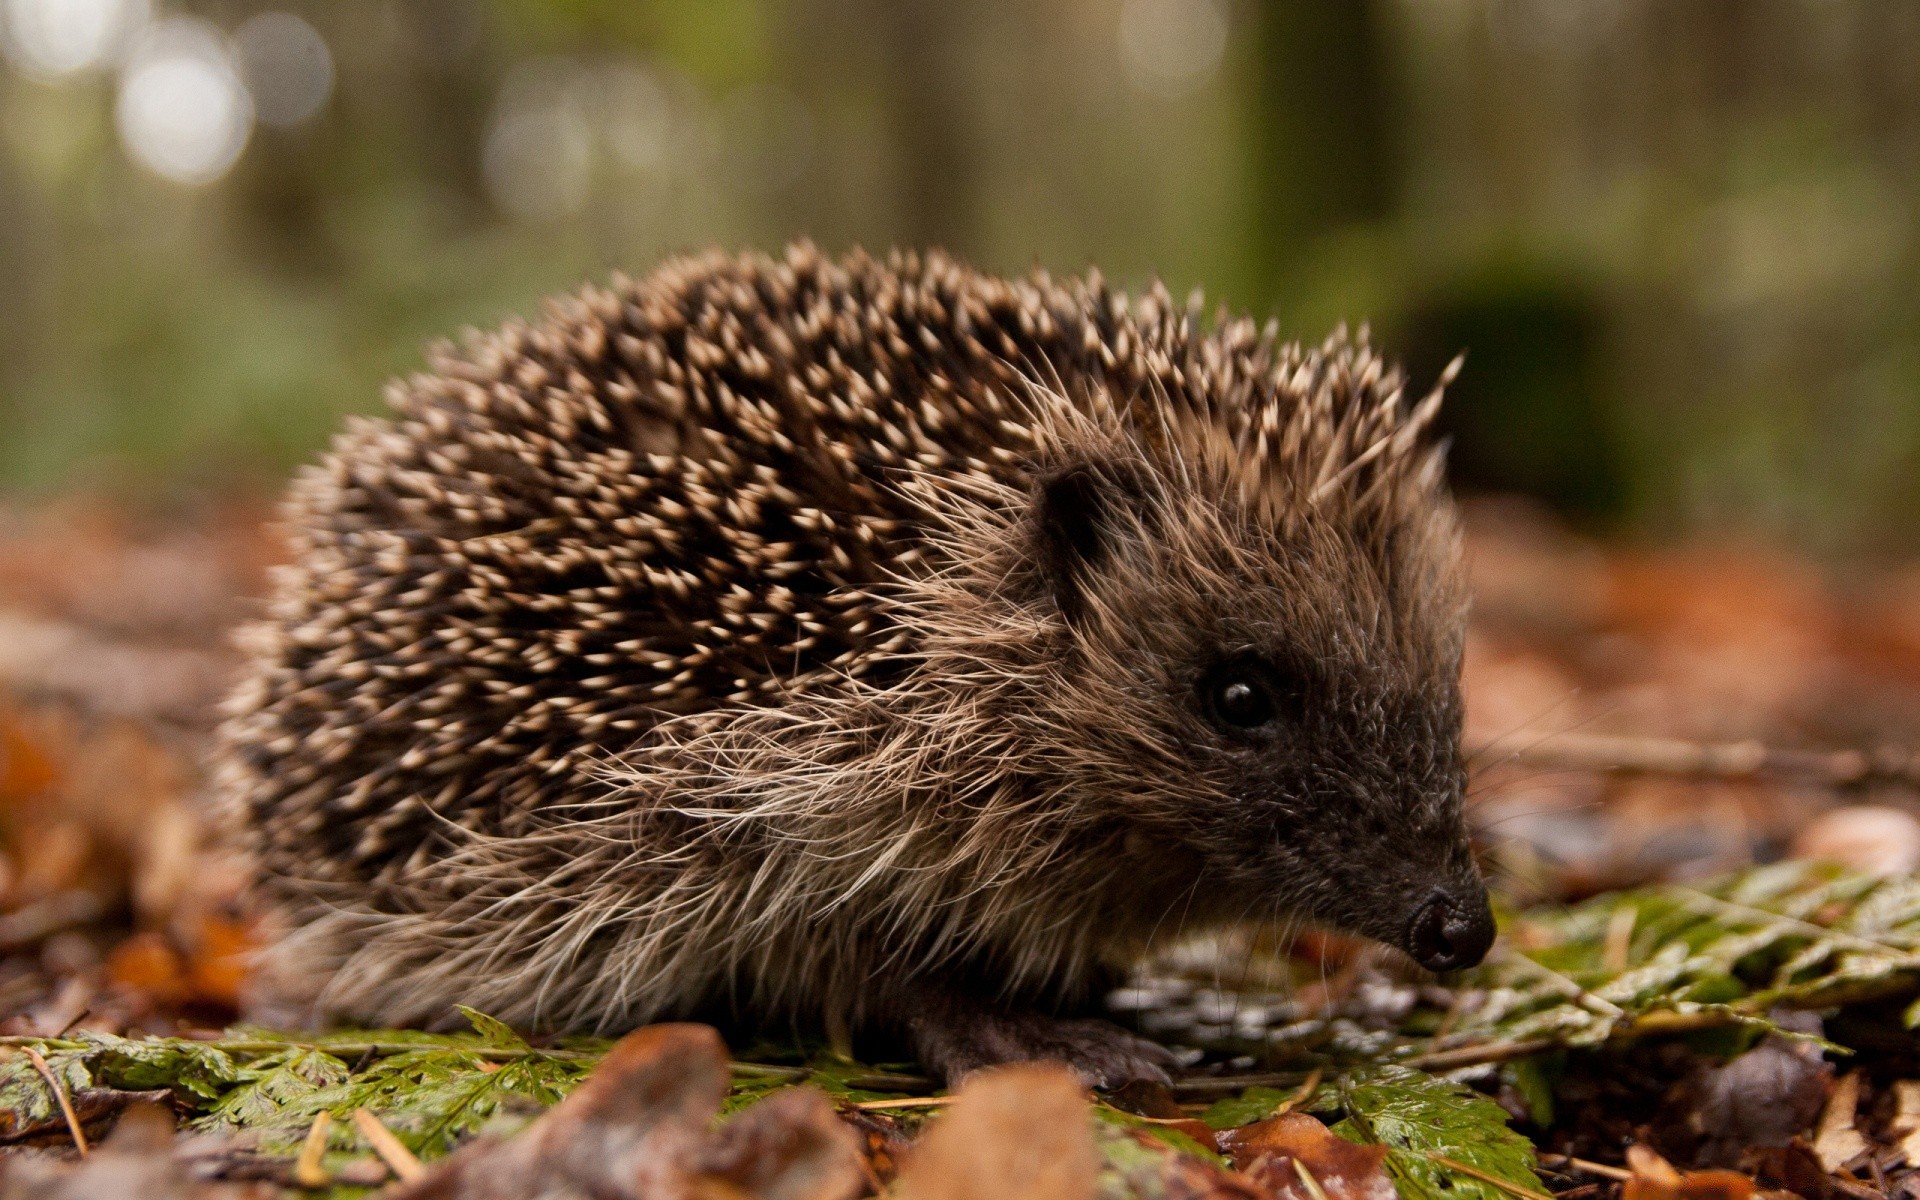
top-left (306, 1047), bottom-right (592, 1160)
top-left (454, 1007), bottom-right (527, 1048)
top-left (1330, 1066), bottom-right (1547, 1200)
top-left (1199, 1085), bottom-right (1306, 1130)
top-left (0, 1048), bottom-right (93, 1134)
top-left (1499, 1057), bottom-right (1557, 1128)
top-left (83, 1034), bottom-right (240, 1101)
top-left (1093, 1105), bottom-right (1226, 1166)
top-left (196, 1047), bottom-right (353, 1146)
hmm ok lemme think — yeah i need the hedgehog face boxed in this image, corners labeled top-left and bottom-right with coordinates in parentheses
top-left (1030, 458), bottom-right (1492, 972)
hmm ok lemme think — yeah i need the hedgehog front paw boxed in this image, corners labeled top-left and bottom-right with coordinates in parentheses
top-left (907, 1005), bottom-right (1179, 1090)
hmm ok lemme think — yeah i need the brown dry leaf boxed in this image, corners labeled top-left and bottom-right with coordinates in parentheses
top-left (1676, 1033), bottom-right (1832, 1168)
top-left (0, 1102), bottom-right (270, 1198)
top-left (387, 1023), bottom-right (860, 1200)
top-left (834, 1106), bottom-right (911, 1188)
top-left (0, 711), bottom-right (58, 804)
top-left (1792, 806), bottom-right (1920, 876)
top-left (692, 1087), bottom-right (865, 1200)
top-left (1604, 549), bottom-right (1836, 734)
top-left (1889, 1081), bottom-right (1920, 1167)
top-left (1217, 1111), bottom-right (1394, 1200)
top-left (181, 914), bottom-right (254, 1011)
top-left (1809, 1072), bottom-right (1870, 1174)
top-left (894, 1064), bottom-right (1098, 1200)
top-left (105, 933), bottom-right (191, 1010)
top-left (1622, 1144), bottom-right (1755, 1200)
top-left (1748, 1139), bottom-right (1850, 1200)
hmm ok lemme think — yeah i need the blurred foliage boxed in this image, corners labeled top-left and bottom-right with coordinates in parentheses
top-left (1, 0), bottom-right (1918, 549)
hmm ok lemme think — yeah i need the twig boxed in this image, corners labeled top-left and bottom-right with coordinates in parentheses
top-left (1294, 1157), bottom-right (1331, 1200)
top-left (1489, 947), bottom-right (1625, 1020)
top-left (1169, 1071), bottom-right (1313, 1098)
top-left (853, 1094), bottom-right (957, 1111)
top-left (1538, 1154), bottom-right (1632, 1182)
top-left (1473, 730), bottom-right (1920, 792)
top-left (293, 1111), bottom-right (333, 1188)
top-left (1602, 905), bottom-right (1636, 973)
top-left (352, 1108), bottom-right (423, 1182)
top-left (1430, 1153), bottom-right (1556, 1200)
top-left (22, 1047), bottom-right (87, 1157)
top-left (1276, 1067), bottom-right (1323, 1115)
top-left (1404, 1038), bottom-right (1559, 1072)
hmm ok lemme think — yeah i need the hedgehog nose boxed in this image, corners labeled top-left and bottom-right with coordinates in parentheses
top-left (1405, 886), bottom-right (1495, 972)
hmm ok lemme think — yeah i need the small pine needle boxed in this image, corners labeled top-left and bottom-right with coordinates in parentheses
top-left (293, 1110), bottom-right (333, 1188)
top-left (854, 1094), bottom-right (959, 1111)
top-left (1293, 1156), bottom-right (1331, 1200)
top-left (22, 1047), bottom-right (87, 1158)
top-left (353, 1107), bottom-right (424, 1182)
top-left (1275, 1066), bottom-right (1323, 1116)
top-left (1429, 1153), bottom-right (1556, 1200)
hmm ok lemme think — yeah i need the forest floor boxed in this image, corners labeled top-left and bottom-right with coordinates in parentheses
top-left (0, 495), bottom-right (1919, 1197)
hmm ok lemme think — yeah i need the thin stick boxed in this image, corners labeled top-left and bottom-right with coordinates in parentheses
top-left (22, 1047), bottom-right (87, 1157)
top-left (1294, 1157), bottom-right (1331, 1200)
top-left (1490, 947), bottom-right (1624, 1019)
top-left (1602, 905), bottom-right (1636, 974)
top-left (1405, 1037), bottom-right (1559, 1072)
top-left (853, 1094), bottom-right (958, 1111)
top-left (1429, 1153), bottom-right (1556, 1200)
top-left (1276, 1067), bottom-right (1323, 1115)
top-left (1539, 1154), bottom-right (1633, 1182)
top-left (353, 1108), bottom-right (424, 1182)
top-left (1169, 1071), bottom-right (1312, 1098)
top-left (293, 1111), bottom-right (333, 1188)
top-left (1474, 730), bottom-right (1920, 792)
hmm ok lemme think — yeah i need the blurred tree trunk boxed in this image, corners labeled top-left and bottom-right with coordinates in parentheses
top-left (877, 0), bottom-right (976, 253)
top-left (1236, 0), bottom-right (1399, 309)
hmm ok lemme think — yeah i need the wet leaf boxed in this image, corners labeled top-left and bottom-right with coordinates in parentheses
top-left (1329, 1067), bottom-right (1548, 1200)
top-left (1218, 1111), bottom-right (1395, 1200)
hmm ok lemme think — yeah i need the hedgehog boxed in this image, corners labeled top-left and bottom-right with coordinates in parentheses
top-left (217, 243), bottom-right (1492, 1086)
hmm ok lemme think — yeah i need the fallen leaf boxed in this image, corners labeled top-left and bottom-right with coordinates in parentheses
top-left (383, 1023), bottom-right (861, 1200)
top-left (1622, 1144), bottom-right (1755, 1200)
top-left (1217, 1111), bottom-right (1394, 1200)
top-left (1888, 1080), bottom-right (1920, 1167)
top-left (1792, 806), bottom-right (1920, 876)
top-left (1749, 1139), bottom-right (1836, 1200)
top-left (0, 1101), bottom-right (270, 1198)
top-left (182, 915), bottom-right (253, 1010)
top-left (1810, 1072), bottom-right (1869, 1174)
top-left (694, 1086), bottom-right (865, 1200)
top-left (107, 933), bottom-right (191, 1009)
top-left (895, 1064), bottom-right (1098, 1200)
top-left (1676, 1032), bottom-right (1832, 1167)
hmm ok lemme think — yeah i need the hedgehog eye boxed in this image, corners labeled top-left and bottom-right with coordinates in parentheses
top-left (1200, 658), bottom-right (1299, 736)
top-left (1208, 673), bottom-right (1274, 729)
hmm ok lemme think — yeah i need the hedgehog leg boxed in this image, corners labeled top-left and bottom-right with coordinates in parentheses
top-left (901, 985), bottom-right (1178, 1089)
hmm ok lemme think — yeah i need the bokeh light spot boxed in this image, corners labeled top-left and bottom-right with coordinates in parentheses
top-left (233, 12), bottom-right (332, 128)
top-left (482, 59), bottom-right (594, 221)
top-left (1118, 0), bottom-right (1227, 97)
top-left (1, 0), bottom-right (149, 78)
top-left (114, 17), bottom-right (254, 185)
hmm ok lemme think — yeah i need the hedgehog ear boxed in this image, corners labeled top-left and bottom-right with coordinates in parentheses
top-left (1033, 463), bottom-right (1145, 623)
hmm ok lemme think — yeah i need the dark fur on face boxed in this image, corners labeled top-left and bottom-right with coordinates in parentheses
top-left (219, 244), bottom-right (1486, 1085)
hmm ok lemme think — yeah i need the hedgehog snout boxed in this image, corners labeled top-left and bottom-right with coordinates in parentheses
top-left (1401, 883), bottom-right (1495, 972)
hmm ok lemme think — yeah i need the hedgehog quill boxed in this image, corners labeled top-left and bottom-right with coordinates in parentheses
top-left (218, 244), bottom-right (1492, 1086)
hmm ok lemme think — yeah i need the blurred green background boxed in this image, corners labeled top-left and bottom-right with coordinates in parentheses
top-left (2, 0), bottom-right (1917, 550)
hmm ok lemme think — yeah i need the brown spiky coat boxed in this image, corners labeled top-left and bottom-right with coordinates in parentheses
top-left (221, 245), bottom-right (1470, 1074)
